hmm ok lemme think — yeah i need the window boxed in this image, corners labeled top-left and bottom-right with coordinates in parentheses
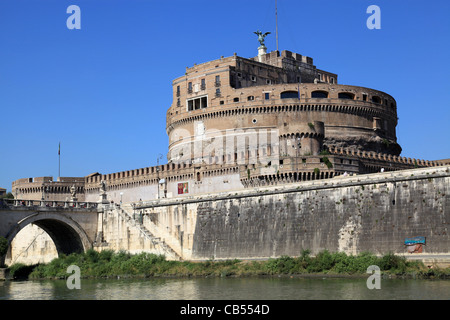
top-left (280, 91), bottom-right (299, 99)
top-left (338, 92), bottom-right (355, 100)
top-left (233, 97), bottom-right (239, 102)
top-left (176, 85), bottom-right (180, 97)
top-left (266, 79), bottom-right (272, 85)
top-left (215, 75), bottom-right (221, 86)
top-left (330, 77), bottom-right (335, 84)
top-left (250, 75), bottom-right (256, 82)
top-left (215, 88), bottom-right (221, 97)
top-left (201, 78), bottom-right (206, 90)
top-left (247, 96), bottom-right (254, 101)
top-left (264, 92), bottom-right (270, 100)
top-left (362, 94), bottom-right (367, 101)
top-left (311, 91), bottom-right (328, 98)
top-left (188, 82), bottom-right (192, 93)
top-left (317, 73), bottom-right (322, 81)
top-left (187, 95), bottom-right (208, 111)
top-left (372, 96), bottom-right (381, 104)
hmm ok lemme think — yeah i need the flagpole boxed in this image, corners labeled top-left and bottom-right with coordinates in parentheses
top-left (58, 142), bottom-right (61, 180)
top-left (275, 0), bottom-right (279, 52)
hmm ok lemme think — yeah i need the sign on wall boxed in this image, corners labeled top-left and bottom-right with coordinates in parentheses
top-left (405, 236), bottom-right (426, 253)
top-left (178, 182), bottom-right (189, 195)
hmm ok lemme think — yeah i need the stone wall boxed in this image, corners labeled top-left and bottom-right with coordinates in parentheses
top-left (138, 166), bottom-right (449, 260)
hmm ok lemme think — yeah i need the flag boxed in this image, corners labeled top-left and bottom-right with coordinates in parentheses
top-left (58, 142), bottom-right (60, 155)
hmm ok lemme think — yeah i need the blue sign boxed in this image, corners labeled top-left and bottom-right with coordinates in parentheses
top-left (405, 236), bottom-right (426, 245)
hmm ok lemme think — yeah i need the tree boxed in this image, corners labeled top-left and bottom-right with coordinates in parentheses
top-left (0, 192), bottom-right (14, 199)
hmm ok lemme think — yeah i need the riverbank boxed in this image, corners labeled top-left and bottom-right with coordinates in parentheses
top-left (6, 249), bottom-right (450, 281)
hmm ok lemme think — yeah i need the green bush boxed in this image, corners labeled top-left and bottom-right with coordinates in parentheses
top-left (265, 256), bottom-right (299, 274)
top-left (378, 252), bottom-right (408, 273)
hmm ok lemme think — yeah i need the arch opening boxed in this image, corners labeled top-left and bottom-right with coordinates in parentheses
top-left (311, 91), bottom-right (328, 98)
top-left (280, 91), bottom-right (299, 99)
top-left (3, 213), bottom-right (91, 266)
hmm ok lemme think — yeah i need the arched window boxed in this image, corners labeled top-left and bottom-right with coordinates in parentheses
top-left (338, 92), bottom-right (354, 100)
top-left (280, 91), bottom-right (299, 99)
top-left (311, 91), bottom-right (328, 98)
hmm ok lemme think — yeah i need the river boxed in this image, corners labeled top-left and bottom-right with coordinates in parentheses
top-left (1, 276), bottom-right (449, 300)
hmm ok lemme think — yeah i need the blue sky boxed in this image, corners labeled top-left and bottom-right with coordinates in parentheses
top-left (0, 0), bottom-right (449, 192)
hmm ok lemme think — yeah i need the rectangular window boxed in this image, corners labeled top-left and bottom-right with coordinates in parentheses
top-left (201, 78), bottom-right (206, 90)
top-left (176, 85), bottom-right (180, 97)
top-left (215, 75), bottom-right (221, 86)
top-left (188, 82), bottom-right (192, 93)
top-left (264, 92), bottom-right (270, 100)
top-left (187, 95), bottom-right (208, 111)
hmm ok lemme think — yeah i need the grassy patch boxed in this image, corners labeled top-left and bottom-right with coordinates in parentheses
top-left (8, 249), bottom-right (447, 280)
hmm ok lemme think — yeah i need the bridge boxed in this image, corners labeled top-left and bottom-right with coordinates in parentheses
top-left (0, 199), bottom-right (99, 266)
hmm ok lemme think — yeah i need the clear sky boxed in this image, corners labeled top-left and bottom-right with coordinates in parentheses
top-left (0, 0), bottom-right (449, 192)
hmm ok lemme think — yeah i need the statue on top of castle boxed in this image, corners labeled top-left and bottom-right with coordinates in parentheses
top-left (254, 30), bottom-right (271, 47)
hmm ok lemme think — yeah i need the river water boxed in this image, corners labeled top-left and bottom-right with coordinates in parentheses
top-left (0, 277), bottom-right (449, 300)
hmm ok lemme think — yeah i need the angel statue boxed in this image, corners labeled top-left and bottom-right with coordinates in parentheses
top-left (254, 30), bottom-right (271, 47)
top-left (70, 185), bottom-right (77, 198)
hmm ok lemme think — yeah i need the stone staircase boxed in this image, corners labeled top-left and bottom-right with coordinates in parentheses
top-left (118, 204), bottom-right (182, 261)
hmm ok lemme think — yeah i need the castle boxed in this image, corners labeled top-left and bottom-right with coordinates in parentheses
top-left (11, 45), bottom-right (450, 204)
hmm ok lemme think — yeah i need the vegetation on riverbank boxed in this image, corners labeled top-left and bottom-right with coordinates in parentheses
top-left (8, 249), bottom-right (450, 280)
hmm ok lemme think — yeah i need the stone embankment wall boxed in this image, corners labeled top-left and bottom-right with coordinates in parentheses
top-left (136, 166), bottom-right (449, 260)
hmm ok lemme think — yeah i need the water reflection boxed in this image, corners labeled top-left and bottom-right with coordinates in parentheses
top-left (0, 277), bottom-right (449, 300)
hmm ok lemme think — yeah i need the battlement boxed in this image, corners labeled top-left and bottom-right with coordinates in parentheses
top-left (11, 176), bottom-right (85, 201)
top-left (329, 146), bottom-right (444, 168)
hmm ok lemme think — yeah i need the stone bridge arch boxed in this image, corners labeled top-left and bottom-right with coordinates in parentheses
top-left (2, 212), bottom-right (93, 266)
